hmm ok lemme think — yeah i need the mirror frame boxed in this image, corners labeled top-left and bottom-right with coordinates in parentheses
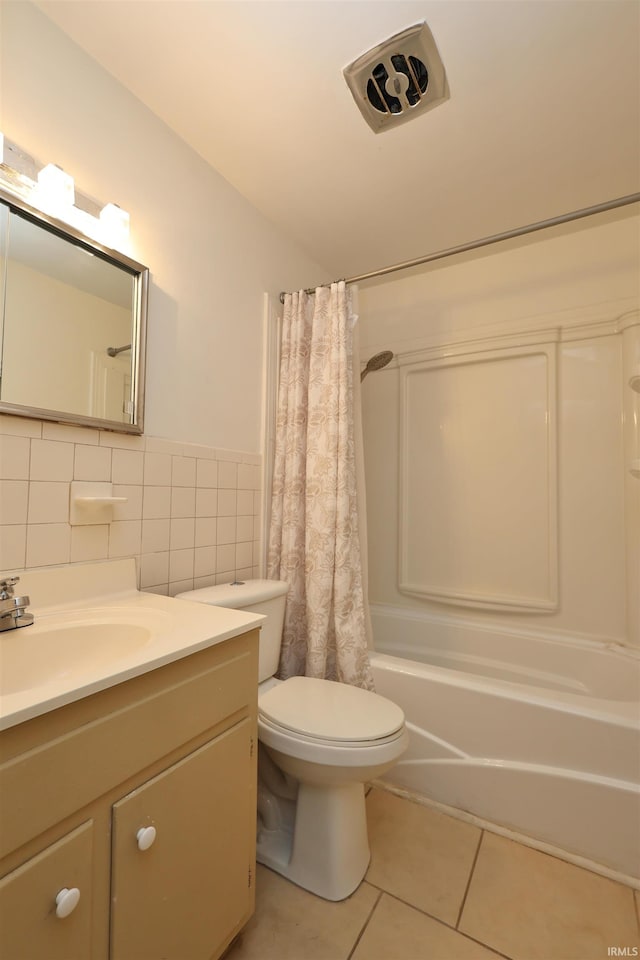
top-left (0, 186), bottom-right (149, 434)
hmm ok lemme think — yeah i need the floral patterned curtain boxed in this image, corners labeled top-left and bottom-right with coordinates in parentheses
top-left (267, 282), bottom-right (374, 689)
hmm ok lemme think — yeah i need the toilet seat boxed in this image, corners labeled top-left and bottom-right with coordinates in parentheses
top-left (258, 676), bottom-right (405, 743)
top-left (257, 713), bottom-right (408, 770)
top-left (258, 714), bottom-right (405, 749)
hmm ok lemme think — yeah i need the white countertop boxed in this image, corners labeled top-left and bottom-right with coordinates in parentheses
top-left (0, 560), bottom-right (263, 731)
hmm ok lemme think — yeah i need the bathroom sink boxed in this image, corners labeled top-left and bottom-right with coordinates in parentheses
top-left (0, 607), bottom-right (164, 696)
top-left (0, 558), bottom-right (265, 732)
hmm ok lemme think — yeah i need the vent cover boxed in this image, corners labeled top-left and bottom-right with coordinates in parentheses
top-left (343, 22), bottom-right (449, 133)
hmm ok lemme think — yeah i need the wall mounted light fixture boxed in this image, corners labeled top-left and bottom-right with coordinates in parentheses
top-left (99, 202), bottom-right (131, 250)
top-left (34, 163), bottom-right (75, 215)
top-left (0, 133), bottom-right (131, 252)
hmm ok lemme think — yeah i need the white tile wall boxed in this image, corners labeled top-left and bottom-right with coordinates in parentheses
top-left (31, 439), bottom-right (74, 481)
top-left (0, 480), bottom-right (29, 525)
top-left (112, 449), bottom-right (144, 485)
top-left (218, 460), bottom-right (238, 489)
top-left (196, 459), bottom-right (218, 488)
top-left (28, 482), bottom-right (69, 524)
top-left (142, 519), bottom-right (170, 553)
top-left (71, 524), bottom-right (110, 563)
top-left (0, 415), bottom-right (263, 594)
top-left (74, 444), bottom-right (112, 481)
top-left (195, 517), bottom-right (216, 547)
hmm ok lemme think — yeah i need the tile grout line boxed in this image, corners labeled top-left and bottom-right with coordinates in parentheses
top-left (363, 878), bottom-right (458, 929)
top-left (345, 886), bottom-right (383, 960)
top-left (455, 827), bottom-right (485, 930)
top-left (458, 931), bottom-right (514, 960)
top-left (26, 439), bottom-right (33, 563)
top-left (360, 884), bottom-right (513, 960)
top-left (362, 880), bottom-right (470, 934)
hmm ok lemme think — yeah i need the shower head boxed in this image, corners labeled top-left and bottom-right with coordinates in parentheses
top-left (361, 350), bottom-right (394, 381)
top-left (107, 344), bottom-right (131, 357)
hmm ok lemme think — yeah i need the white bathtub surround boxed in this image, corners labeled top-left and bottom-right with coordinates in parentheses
top-left (268, 283), bottom-right (372, 688)
top-left (355, 217), bottom-right (640, 891)
top-left (370, 603), bottom-right (640, 882)
top-left (398, 339), bottom-right (558, 613)
top-left (0, 416), bottom-right (261, 594)
top-left (623, 321), bottom-right (640, 643)
top-left (364, 307), bottom-right (638, 642)
top-left (360, 207), bottom-right (639, 651)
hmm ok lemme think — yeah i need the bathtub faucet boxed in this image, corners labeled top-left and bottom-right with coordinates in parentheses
top-left (0, 577), bottom-right (34, 631)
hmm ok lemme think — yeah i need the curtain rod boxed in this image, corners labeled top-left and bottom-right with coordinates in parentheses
top-left (279, 193), bottom-right (640, 304)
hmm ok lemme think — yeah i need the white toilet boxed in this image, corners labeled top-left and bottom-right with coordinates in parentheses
top-left (177, 579), bottom-right (408, 901)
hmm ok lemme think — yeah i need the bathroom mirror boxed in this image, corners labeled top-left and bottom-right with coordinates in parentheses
top-left (0, 188), bottom-right (149, 434)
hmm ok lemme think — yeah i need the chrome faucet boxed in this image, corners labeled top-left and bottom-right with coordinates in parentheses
top-left (0, 577), bottom-right (34, 631)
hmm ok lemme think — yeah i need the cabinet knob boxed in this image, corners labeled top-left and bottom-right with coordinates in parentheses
top-left (55, 887), bottom-right (80, 919)
top-left (136, 826), bottom-right (157, 851)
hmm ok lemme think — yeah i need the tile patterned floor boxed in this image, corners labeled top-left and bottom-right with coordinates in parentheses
top-left (228, 787), bottom-right (640, 960)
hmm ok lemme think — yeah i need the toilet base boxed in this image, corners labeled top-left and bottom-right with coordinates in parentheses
top-left (257, 779), bottom-right (370, 901)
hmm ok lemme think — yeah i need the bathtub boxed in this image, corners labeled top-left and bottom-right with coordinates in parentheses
top-left (369, 604), bottom-right (640, 882)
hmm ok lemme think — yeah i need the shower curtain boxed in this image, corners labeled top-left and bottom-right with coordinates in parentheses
top-left (267, 281), bottom-right (374, 689)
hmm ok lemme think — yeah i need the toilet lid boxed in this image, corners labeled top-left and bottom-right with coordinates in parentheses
top-left (176, 579), bottom-right (288, 608)
top-left (258, 677), bottom-right (405, 742)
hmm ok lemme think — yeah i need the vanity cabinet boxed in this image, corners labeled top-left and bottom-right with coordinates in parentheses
top-left (0, 629), bottom-right (259, 960)
top-left (111, 722), bottom-right (253, 960)
top-left (0, 821), bottom-right (94, 960)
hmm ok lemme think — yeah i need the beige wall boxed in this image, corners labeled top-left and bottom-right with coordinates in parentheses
top-left (0, 1), bottom-right (325, 452)
top-left (359, 211), bottom-right (640, 648)
top-left (0, 2), bottom-right (327, 587)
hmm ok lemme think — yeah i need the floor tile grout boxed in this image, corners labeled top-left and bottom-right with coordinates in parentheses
top-left (362, 878), bottom-right (475, 940)
top-left (359, 885), bottom-right (516, 960)
top-left (345, 885), bottom-right (383, 960)
top-left (232, 788), bottom-right (640, 960)
top-left (455, 827), bottom-right (485, 930)
top-left (376, 784), bottom-right (640, 894)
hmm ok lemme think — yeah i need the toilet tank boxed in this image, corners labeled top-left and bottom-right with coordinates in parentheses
top-left (176, 579), bottom-right (288, 683)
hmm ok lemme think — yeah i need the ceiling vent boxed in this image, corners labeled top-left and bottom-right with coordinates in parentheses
top-left (343, 22), bottom-right (449, 133)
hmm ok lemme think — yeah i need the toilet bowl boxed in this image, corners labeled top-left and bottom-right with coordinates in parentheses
top-left (176, 579), bottom-right (408, 901)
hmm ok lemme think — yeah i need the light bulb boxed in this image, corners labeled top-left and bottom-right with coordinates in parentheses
top-left (35, 163), bottom-right (75, 213)
top-left (99, 202), bottom-right (130, 249)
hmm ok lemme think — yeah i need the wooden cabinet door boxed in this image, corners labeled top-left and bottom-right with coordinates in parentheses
top-left (0, 821), bottom-right (94, 960)
top-left (110, 719), bottom-right (255, 960)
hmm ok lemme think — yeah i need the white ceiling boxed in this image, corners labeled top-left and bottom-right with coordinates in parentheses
top-left (35, 0), bottom-right (640, 280)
